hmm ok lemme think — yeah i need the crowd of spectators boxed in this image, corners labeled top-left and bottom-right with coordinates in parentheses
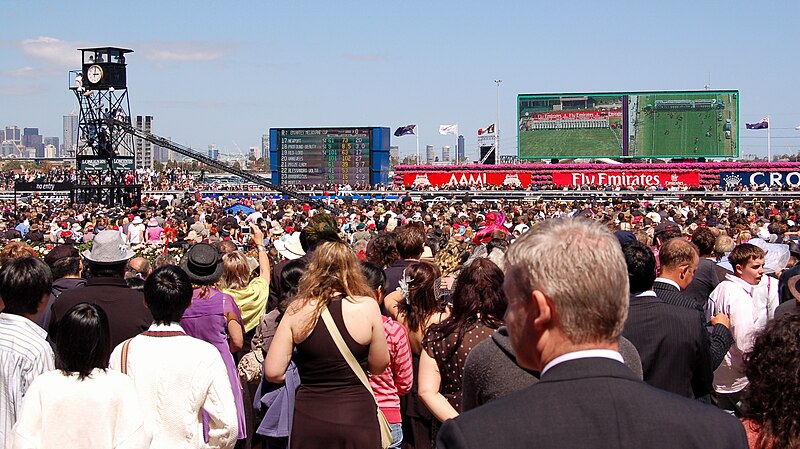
top-left (1, 169), bottom-right (800, 448)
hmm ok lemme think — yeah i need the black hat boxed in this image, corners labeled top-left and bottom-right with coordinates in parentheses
top-left (180, 243), bottom-right (223, 285)
top-left (44, 244), bottom-right (79, 267)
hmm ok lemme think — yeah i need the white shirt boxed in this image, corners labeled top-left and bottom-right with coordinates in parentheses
top-left (110, 322), bottom-right (237, 449)
top-left (654, 278), bottom-right (681, 291)
top-left (9, 369), bottom-right (152, 449)
top-left (0, 314), bottom-right (55, 448)
top-left (541, 349), bottom-right (624, 376)
top-left (708, 274), bottom-right (774, 393)
top-left (245, 211), bottom-right (262, 224)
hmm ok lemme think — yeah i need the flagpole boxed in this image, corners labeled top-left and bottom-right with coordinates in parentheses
top-left (416, 126), bottom-right (420, 165)
top-left (767, 116), bottom-right (771, 162)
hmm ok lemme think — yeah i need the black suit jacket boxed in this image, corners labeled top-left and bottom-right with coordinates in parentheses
top-left (437, 357), bottom-right (747, 449)
top-left (622, 293), bottom-right (712, 399)
top-left (50, 277), bottom-right (153, 349)
top-left (653, 281), bottom-right (734, 370)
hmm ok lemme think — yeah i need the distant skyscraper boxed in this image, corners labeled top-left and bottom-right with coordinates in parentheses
top-left (134, 115), bottom-right (154, 169)
top-left (208, 144), bottom-right (219, 160)
top-left (261, 134), bottom-right (269, 161)
top-left (23, 128), bottom-right (43, 157)
top-left (62, 115), bottom-right (78, 157)
top-left (457, 135), bottom-right (465, 162)
top-left (426, 145), bottom-right (435, 164)
top-left (442, 145), bottom-right (451, 162)
top-left (44, 137), bottom-right (59, 157)
top-left (390, 145), bottom-right (399, 162)
top-left (0, 141), bottom-right (17, 157)
top-left (44, 144), bottom-right (57, 158)
top-left (5, 126), bottom-right (21, 145)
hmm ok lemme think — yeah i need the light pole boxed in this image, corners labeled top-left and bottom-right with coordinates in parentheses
top-left (495, 79), bottom-right (502, 157)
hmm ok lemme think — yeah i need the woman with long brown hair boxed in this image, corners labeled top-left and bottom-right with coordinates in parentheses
top-left (419, 258), bottom-right (506, 422)
top-left (391, 261), bottom-right (448, 449)
top-left (265, 240), bottom-right (389, 449)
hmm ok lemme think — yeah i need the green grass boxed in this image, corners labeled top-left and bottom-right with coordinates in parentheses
top-left (632, 94), bottom-right (738, 157)
top-left (519, 124), bottom-right (623, 158)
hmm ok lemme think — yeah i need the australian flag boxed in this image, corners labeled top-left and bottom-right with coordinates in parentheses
top-left (746, 117), bottom-right (769, 129)
top-left (394, 125), bottom-right (416, 137)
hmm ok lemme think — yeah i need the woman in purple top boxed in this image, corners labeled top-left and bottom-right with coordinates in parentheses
top-left (179, 243), bottom-right (247, 442)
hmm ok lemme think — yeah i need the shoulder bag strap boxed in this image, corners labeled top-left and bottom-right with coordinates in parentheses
top-left (120, 338), bottom-right (132, 375)
top-left (320, 306), bottom-right (376, 397)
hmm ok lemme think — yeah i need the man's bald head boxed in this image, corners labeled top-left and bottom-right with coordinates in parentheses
top-left (127, 257), bottom-right (152, 276)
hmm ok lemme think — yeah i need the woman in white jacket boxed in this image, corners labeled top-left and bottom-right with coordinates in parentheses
top-left (10, 303), bottom-right (152, 449)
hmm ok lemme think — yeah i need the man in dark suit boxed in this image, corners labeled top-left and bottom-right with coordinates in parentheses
top-left (621, 240), bottom-right (713, 399)
top-left (654, 237), bottom-right (733, 371)
top-left (49, 230), bottom-right (153, 348)
top-left (437, 219), bottom-right (747, 449)
top-left (683, 228), bottom-right (721, 308)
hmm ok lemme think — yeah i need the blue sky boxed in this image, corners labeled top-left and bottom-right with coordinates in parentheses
top-left (2, 0), bottom-right (799, 160)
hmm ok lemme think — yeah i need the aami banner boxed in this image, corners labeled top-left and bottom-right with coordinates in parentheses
top-left (552, 171), bottom-right (700, 188)
top-left (403, 172), bottom-right (532, 187)
top-left (720, 171), bottom-right (800, 188)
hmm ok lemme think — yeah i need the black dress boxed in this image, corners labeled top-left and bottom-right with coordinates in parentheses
top-left (291, 297), bottom-right (380, 449)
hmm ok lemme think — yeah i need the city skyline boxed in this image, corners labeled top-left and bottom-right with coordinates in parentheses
top-left (2, 1), bottom-right (799, 161)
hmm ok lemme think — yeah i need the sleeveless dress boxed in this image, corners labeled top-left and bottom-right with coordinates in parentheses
top-left (181, 288), bottom-right (247, 440)
top-left (291, 296), bottom-right (380, 449)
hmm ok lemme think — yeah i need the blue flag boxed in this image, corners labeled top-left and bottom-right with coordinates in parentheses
top-left (746, 117), bottom-right (769, 129)
top-left (394, 125), bottom-right (416, 137)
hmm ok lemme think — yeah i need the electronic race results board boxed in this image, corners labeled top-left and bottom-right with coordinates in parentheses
top-left (269, 127), bottom-right (390, 187)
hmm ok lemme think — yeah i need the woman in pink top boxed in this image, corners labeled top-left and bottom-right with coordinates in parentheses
top-left (146, 218), bottom-right (163, 243)
top-left (361, 261), bottom-right (413, 449)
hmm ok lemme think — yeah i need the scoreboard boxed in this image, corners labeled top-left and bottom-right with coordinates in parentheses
top-left (269, 127), bottom-right (390, 186)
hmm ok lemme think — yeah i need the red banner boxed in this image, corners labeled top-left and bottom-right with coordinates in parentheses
top-left (531, 110), bottom-right (622, 121)
top-left (403, 172), bottom-right (532, 187)
top-left (552, 171), bottom-right (700, 187)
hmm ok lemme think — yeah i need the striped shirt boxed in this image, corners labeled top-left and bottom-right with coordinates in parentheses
top-left (369, 316), bottom-right (413, 423)
top-left (0, 313), bottom-right (55, 448)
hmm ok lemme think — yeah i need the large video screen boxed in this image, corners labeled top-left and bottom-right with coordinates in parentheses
top-left (518, 90), bottom-right (739, 159)
top-left (269, 127), bottom-right (391, 187)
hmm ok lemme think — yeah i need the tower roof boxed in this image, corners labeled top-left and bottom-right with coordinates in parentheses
top-left (79, 47), bottom-right (133, 54)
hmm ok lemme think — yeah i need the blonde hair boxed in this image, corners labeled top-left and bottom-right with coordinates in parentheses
top-left (0, 242), bottom-right (37, 266)
top-left (293, 241), bottom-right (373, 329)
top-left (220, 251), bottom-right (252, 290)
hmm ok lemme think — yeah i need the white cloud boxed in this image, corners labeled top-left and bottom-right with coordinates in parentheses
top-left (138, 41), bottom-right (235, 62)
top-left (20, 36), bottom-right (88, 67)
top-left (2, 66), bottom-right (36, 78)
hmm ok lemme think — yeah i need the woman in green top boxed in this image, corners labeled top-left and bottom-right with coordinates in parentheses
top-left (220, 223), bottom-right (271, 336)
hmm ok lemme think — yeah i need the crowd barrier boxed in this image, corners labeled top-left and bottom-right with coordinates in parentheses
top-left (2, 189), bottom-right (797, 205)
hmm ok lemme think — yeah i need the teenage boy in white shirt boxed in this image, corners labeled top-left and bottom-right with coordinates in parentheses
top-left (708, 243), bottom-right (774, 415)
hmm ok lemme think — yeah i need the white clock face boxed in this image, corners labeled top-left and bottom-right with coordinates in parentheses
top-left (87, 65), bottom-right (103, 84)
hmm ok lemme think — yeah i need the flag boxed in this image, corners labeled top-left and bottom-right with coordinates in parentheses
top-left (394, 125), bottom-right (416, 137)
top-left (439, 124), bottom-right (458, 135)
top-left (478, 123), bottom-right (496, 135)
top-left (746, 117), bottom-right (769, 130)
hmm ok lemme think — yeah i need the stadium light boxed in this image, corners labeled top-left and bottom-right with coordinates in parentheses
top-left (495, 79), bottom-right (502, 156)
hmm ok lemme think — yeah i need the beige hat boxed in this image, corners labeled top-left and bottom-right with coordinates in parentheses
top-left (273, 232), bottom-right (305, 260)
top-left (187, 230), bottom-right (202, 244)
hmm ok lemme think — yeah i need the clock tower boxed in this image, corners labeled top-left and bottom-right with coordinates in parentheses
top-left (70, 47), bottom-right (141, 207)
